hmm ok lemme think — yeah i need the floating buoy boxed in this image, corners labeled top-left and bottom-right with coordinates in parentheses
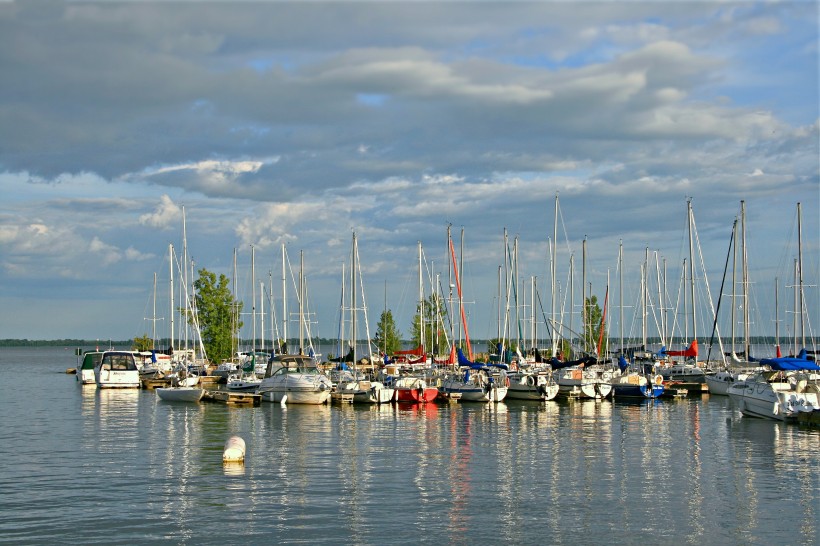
top-left (223, 435), bottom-right (246, 463)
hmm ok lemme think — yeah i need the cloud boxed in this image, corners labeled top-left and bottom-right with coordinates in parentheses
top-left (139, 194), bottom-right (182, 229)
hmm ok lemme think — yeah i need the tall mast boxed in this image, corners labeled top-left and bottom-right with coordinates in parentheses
top-left (618, 240), bottom-right (623, 356)
top-left (251, 244), bottom-right (256, 356)
top-left (281, 243), bottom-right (287, 354)
top-left (352, 232), bottom-right (358, 364)
top-left (730, 215), bottom-right (738, 356)
top-left (582, 236), bottom-right (587, 352)
top-left (741, 200), bottom-right (750, 359)
top-left (418, 240), bottom-right (424, 353)
top-left (169, 243), bottom-right (174, 353)
top-left (182, 206), bottom-right (189, 353)
top-left (797, 202), bottom-right (804, 349)
top-left (687, 199), bottom-right (697, 341)
top-left (551, 193), bottom-right (558, 356)
top-left (299, 250), bottom-right (304, 354)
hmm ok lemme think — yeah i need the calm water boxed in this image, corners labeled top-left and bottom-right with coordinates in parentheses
top-left (0, 347), bottom-right (817, 545)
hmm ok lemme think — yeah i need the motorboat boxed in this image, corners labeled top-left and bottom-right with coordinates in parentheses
top-left (257, 354), bottom-right (332, 404)
top-left (95, 351), bottom-right (141, 388)
top-left (728, 353), bottom-right (820, 420)
top-left (77, 350), bottom-right (104, 385)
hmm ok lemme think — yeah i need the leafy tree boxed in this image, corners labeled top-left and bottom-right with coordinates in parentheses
top-left (373, 309), bottom-right (402, 355)
top-left (582, 295), bottom-right (607, 355)
top-left (132, 334), bottom-right (153, 352)
top-left (410, 294), bottom-right (448, 354)
top-left (486, 337), bottom-right (518, 354)
top-left (190, 268), bottom-right (243, 363)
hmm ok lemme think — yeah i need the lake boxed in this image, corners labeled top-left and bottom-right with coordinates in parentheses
top-left (0, 347), bottom-right (817, 545)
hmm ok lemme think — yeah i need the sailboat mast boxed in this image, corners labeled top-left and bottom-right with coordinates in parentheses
top-left (251, 244), bottom-right (256, 356)
top-left (299, 250), bottom-right (304, 354)
top-left (687, 199), bottom-right (697, 342)
top-left (281, 243), bottom-right (287, 354)
top-left (741, 200), bottom-right (750, 359)
top-left (551, 193), bottom-right (558, 356)
top-left (169, 243), bottom-right (174, 353)
top-left (418, 240), bottom-right (424, 354)
top-left (182, 206), bottom-right (189, 353)
top-left (618, 240), bottom-right (623, 356)
top-left (352, 233), bottom-right (357, 364)
top-left (730, 215), bottom-right (738, 356)
top-left (152, 272), bottom-right (157, 348)
top-left (797, 202), bottom-right (804, 349)
top-left (582, 237), bottom-right (587, 353)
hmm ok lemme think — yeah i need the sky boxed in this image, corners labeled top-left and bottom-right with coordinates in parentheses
top-left (0, 1), bottom-right (818, 352)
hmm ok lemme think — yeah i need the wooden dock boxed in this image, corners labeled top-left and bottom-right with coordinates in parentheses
top-left (142, 377), bottom-right (173, 390)
top-left (331, 392), bottom-right (355, 404)
top-left (205, 390), bottom-right (261, 406)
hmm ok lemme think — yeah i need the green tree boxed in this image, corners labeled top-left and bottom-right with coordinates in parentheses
top-left (582, 295), bottom-right (607, 355)
top-left (190, 268), bottom-right (243, 363)
top-left (373, 309), bottom-right (402, 355)
top-left (411, 294), bottom-right (448, 354)
top-left (132, 334), bottom-right (153, 352)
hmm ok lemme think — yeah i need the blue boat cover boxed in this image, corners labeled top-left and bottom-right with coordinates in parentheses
top-left (760, 349), bottom-right (819, 371)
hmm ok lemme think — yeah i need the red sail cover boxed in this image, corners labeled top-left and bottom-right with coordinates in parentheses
top-left (666, 339), bottom-right (698, 357)
top-left (394, 345), bottom-right (425, 356)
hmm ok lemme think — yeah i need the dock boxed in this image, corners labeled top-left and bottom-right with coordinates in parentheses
top-left (205, 390), bottom-right (262, 406)
top-left (331, 391), bottom-right (355, 404)
top-left (142, 377), bottom-right (173, 390)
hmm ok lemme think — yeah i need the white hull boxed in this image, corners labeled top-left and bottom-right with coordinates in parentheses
top-left (260, 388), bottom-right (331, 404)
top-left (728, 373), bottom-right (820, 421)
top-left (555, 367), bottom-right (613, 399)
top-left (78, 369), bottom-right (97, 385)
top-left (156, 387), bottom-right (205, 402)
top-left (506, 373), bottom-right (559, 401)
top-left (440, 382), bottom-right (508, 402)
top-left (338, 381), bottom-right (395, 404)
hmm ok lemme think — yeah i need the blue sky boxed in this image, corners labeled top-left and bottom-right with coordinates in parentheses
top-left (0, 1), bottom-right (817, 353)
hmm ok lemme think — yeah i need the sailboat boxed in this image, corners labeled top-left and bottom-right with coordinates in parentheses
top-left (658, 200), bottom-right (713, 385)
top-left (157, 210), bottom-right (206, 402)
top-left (334, 233), bottom-right (394, 404)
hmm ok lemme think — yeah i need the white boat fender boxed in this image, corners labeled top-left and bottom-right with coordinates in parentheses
top-left (223, 435), bottom-right (246, 463)
top-left (280, 394), bottom-right (288, 406)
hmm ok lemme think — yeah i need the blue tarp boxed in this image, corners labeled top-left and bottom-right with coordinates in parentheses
top-left (760, 350), bottom-right (820, 371)
top-left (457, 348), bottom-right (509, 371)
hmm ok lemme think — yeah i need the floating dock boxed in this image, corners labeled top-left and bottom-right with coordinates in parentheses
top-left (205, 390), bottom-right (262, 406)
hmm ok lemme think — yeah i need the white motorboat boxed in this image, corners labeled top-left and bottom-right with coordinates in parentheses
top-left (705, 368), bottom-right (756, 396)
top-left (77, 350), bottom-right (104, 385)
top-left (95, 351), bottom-right (141, 388)
top-left (728, 355), bottom-right (820, 420)
top-left (257, 354), bottom-right (332, 404)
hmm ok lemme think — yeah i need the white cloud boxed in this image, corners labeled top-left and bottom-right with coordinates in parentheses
top-left (139, 194), bottom-right (181, 229)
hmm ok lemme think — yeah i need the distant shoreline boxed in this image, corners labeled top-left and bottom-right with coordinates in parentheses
top-left (0, 336), bottom-right (811, 349)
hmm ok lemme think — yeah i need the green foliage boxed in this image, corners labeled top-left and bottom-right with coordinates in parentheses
top-left (373, 309), bottom-right (402, 355)
top-left (410, 294), bottom-right (448, 354)
top-left (582, 295), bottom-right (607, 355)
top-left (132, 334), bottom-right (153, 352)
top-left (191, 268), bottom-right (243, 363)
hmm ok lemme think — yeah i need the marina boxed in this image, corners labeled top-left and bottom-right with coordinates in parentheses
top-left (1, 346), bottom-right (818, 545)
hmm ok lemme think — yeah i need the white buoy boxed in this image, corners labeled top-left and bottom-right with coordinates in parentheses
top-left (223, 435), bottom-right (246, 463)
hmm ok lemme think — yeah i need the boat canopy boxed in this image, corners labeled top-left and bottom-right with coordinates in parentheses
top-left (457, 348), bottom-right (509, 370)
top-left (394, 344), bottom-right (425, 357)
top-left (547, 355), bottom-right (597, 370)
top-left (760, 349), bottom-right (820, 371)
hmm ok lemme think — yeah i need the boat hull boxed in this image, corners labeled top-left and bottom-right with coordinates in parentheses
top-left (156, 387), bottom-right (205, 402)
